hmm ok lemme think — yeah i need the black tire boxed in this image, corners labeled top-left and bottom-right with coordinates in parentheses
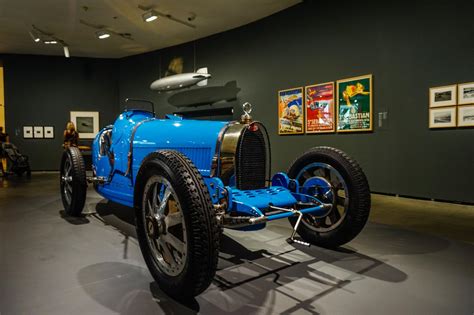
top-left (288, 146), bottom-right (370, 248)
top-left (135, 150), bottom-right (220, 299)
top-left (60, 147), bottom-right (87, 216)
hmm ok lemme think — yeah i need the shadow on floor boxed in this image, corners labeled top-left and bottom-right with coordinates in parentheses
top-left (58, 210), bottom-right (90, 225)
top-left (73, 199), bottom-right (413, 314)
top-left (77, 262), bottom-right (200, 315)
top-left (91, 200), bottom-right (408, 280)
top-left (219, 233), bottom-right (408, 283)
top-left (199, 234), bottom-right (409, 314)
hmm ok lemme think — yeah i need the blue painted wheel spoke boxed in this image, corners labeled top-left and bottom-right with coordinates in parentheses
top-left (152, 184), bottom-right (159, 210)
top-left (159, 184), bottom-right (166, 200)
top-left (157, 187), bottom-right (171, 215)
top-left (295, 162), bottom-right (350, 232)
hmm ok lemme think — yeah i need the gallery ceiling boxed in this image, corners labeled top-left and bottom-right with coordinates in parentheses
top-left (0, 0), bottom-right (301, 58)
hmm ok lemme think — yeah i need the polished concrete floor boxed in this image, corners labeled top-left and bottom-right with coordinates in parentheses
top-left (0, 173), bottom-right (473, 314)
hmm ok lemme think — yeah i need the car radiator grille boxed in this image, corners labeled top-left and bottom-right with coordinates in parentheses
top-left (235, 126), bottom-right (267, 190)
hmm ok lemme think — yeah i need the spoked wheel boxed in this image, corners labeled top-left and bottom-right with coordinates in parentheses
top-left (297, 162), bottom-right (349, 231)
top-left (143, 176), bottom-right (187, 276)
top-left (60, 147), bottom-right (87, 216)
top-left (288, 146), bottom-right (370, 248)
top-left (135, 150), bottom-right (220, 299)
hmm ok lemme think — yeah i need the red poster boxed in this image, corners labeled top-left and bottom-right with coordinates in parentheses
top-left (305, 82), bottom-right (335, 133)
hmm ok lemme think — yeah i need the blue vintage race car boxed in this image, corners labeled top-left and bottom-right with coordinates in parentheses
top-left (59, 100), bottom-right (370, 299)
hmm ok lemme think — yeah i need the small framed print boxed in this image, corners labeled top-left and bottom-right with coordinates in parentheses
top-left (70, 111), bottom-right (100, 139)
top-left (457, 105), bottom-right (474, 127)
top-left (429, 107), bottom-right (456, 128)
top-left (33, 126), bottom-right (44, 138)
top-left (429, 85), bottom-right (457, 107)
top-left (457, 82), bottom-right (474, 105)
top-left (23, 126), bottom-right (33, 139)
top-left (44, 126), bottom-right (54, 139)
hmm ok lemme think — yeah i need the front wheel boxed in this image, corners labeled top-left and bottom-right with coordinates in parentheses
top-left (135, 150), bottom-right (220, 299)
top-left (288, 146), bottom-right (371, 248)
top-left (60, 147), bottom-right (87, 216)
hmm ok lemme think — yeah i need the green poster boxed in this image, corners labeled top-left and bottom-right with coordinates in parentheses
top-left (337, 75), bottom-right (373, 132)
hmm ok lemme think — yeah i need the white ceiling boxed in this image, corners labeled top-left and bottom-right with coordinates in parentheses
top-left (0, 0), bottom-right (300, 58)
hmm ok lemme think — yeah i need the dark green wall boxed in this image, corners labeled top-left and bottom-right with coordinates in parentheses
top-left (1, 1), bottom-right (472, 203)
top-left (118, 0), bottom-right (474, 203)
top-left (2, 54), bottom-right (119, 170)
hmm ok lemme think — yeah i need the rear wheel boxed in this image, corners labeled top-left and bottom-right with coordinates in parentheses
top-left (60, 147), bottom-right (87, 216)
top-left (135, 150), bottom-right (220, 299)
top-left (288, 146), bottom-right (370, 248)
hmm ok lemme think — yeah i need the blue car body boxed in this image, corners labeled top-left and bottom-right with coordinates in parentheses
top-left (92, 109), bottom-right (330, 230)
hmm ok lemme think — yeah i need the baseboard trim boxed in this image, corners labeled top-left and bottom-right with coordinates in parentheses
top-left (371, 191), bottom-right (474, 206)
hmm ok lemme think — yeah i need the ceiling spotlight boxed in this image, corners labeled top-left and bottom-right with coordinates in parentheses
top-left (138, 5), bottom-right (196, 28)
top-left (29, 31), bottom-right (41, 42)
top-left (96, 30), bottom-right (111, 39)
top-left (142, 10), bottom-right (158, 22)
top-left (63, 46), bottom-right (70, 58)
top-left (44, 40), bottom-right (58, 44)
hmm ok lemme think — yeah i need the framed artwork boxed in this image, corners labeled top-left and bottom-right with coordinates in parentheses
top-left (457, 82), bottom-right (474, 105)
top-left (23, 126), bottom-right (33, 139)
top-left (336, 74), bottom-right (373, 132)
top-left (33, 126), bottom-right (44, 138)
top-left (429, 85), bottom-right (457, 107)
top-left (305, 82), bottom-right (335, 133)
top-left (457, 105), bottom-right (474, 127)
top-left (70, 111), bottom-right (99, 139)
top-left (44, 126), bottom-right (54, 139)
top-left (278, 87), bottom-right (304, 135)
top-left (429, 107), bottom-right (456, 128)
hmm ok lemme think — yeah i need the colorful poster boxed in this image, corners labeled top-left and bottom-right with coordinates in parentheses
top-left (336, 75), bottom-right (373, 132)
top-left (278, 87), bottom-right (304, 134)
top-left (305, 82), bottom-right (335, 133)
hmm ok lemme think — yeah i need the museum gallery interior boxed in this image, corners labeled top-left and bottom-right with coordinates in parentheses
top-left (0, 0), bottom-right (473, 314)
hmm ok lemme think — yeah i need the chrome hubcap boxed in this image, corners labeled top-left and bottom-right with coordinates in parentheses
top-left (296, 162), bottom-right (349, 232)
top-left (143, 175), bottom-right (187, 276)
